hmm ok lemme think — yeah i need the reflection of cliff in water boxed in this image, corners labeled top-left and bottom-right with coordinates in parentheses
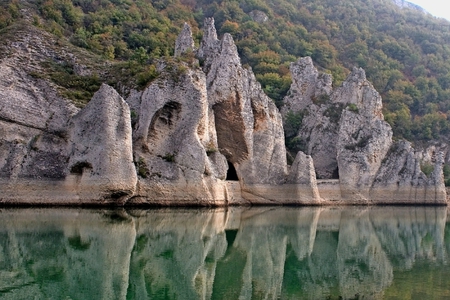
top-left (0, 207), bottom-right (449, 299)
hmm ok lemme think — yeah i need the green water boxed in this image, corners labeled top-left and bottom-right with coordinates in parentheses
top-left (0, 206), bottom-right (449, 299)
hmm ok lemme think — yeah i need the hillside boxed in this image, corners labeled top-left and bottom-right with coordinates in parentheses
top-left (1, 0), bottom-right (450, 143)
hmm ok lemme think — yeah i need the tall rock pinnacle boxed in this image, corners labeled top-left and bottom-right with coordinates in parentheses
top-left (174, 22), bottom-right (195, 57)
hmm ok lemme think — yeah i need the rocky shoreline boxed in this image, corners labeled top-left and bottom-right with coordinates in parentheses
top-left (0, 18), bottom-right (447, 206)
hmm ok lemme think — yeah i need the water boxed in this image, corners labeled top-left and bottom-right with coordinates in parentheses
top-left (0, 206), bottom-right (449, 299)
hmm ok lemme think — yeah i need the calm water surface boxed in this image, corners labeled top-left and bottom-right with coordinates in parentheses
top-left (0, 206), bottom-right (449, 299)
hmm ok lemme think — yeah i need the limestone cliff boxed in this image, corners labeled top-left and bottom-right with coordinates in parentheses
top-left (336, 68), bottom-right (393, 202)
top-left (197, 18), bottom-right (320, 204)
top-left (129, 61), bottom-right (228, 205)
top-left (66, 84), bottom-right (137, 202)
top-left (372, 140), bottom-right (447, 204)
top-left (0, 17), bottom-right (446, 205)
top-left (283, 60), bottom-right (447, 204)
top-left (282, 57), bottom-right (338, 179)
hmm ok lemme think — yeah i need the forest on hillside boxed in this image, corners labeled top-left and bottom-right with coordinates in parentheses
top-left (1, 0), bottom-right (450, 143)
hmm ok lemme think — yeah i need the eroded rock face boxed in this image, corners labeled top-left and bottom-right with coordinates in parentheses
top-left (283, 59), bottom-right (445, 203)
top-left (336, 68), bottom-right (393, 201)
top-left (66, 84), bottom-right (137, 202)
top-left (293, 104), bottom-right (341, 179)
top-left (174, 23), bottom-right (195, 57)
top-left (198, 18), bottom-right (320, 203)
top-left (130, 65), bottom-right (228, 205)
top-left (0, 60), bottom-right (77, 182)
top-left (371, 141), bottom-right (447, 203)
top-left (281, 58), bottom-right (338, 179)
top-left (0, 25), bottom-right (79, 203)
top-left (0, 18), bottom-right (445, 205)
top-left (200, 21), bottom-right (287, 184)
top-left (281, 57), bottom-right (332, 114)
top-left (197, 18), bottom-right (221, 73)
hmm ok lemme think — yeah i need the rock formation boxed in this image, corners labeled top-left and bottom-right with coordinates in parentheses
top-left (283, 61), bottom-right (446, 203)
top-left (174, 22), bottom-right (195, 57)
top-left (248, 10), bottom-right (269, 23)
top-left (281, 57), bottom-right (338, 179)
top-left (335, 68), bottom-right (393, 202)
top-left (281, 57), bottom-right (332, 114)
top-left (66, 83), bottom-right (137, 203)
top-left (197, 18), bottom-right (320, 204)
top-left (129, 62), bottom-right (229, 206)
top-left (371, 140), bottom-right (447, 204)
top-left (0, 17), bottom-right (446, 205)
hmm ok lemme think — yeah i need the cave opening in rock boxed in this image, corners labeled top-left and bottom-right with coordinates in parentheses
top-left (332, 167), bottom-right (339, 179)
top-left (226, 161), bottom-right (239, 181)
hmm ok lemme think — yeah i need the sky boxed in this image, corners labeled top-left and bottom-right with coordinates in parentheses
top-left (407, 0), bottom-right (450, 21)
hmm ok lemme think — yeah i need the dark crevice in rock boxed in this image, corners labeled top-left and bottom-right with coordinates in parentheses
top-left (70, 161), bottom-right (92, 175)
top-left (226, 161), bottom-right (239, 181)
top-left (110, 191), bottom-right (130, 199)
top-left (0, 115), bottom-right (46, 131)
top-left (332, 167), bottom-right (339, 179)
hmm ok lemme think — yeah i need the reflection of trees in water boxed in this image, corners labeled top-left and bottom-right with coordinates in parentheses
top-left (0, 207), bottom-right (448, 299)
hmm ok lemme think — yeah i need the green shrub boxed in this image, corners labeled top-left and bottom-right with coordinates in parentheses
top-left (205, 141), bottom-right (218, 156)
top-left (324, 103), bottom-right (344, 123)
top-left (420, 162), bottom-right (434, 177)
top-left (160, 153), bottom-right (176, 163)
top-left (347, 103), bottom-right (359, 113)
top-left (135, 157), bottom-right (149, 178)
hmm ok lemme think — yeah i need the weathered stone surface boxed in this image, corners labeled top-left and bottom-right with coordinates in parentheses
top-left (0, 25), bottom-right (80, 203)
top-left (248, 10), bottom-right (269, 23)
top-left (0, 46), bottom-right (77, 181)
top-left (197, 18), bottom-right (221, 73)
top-left (198, 19), bottom-right (324, 203)
top-left (371, 140), bottom-right (447, 204)
top-left (174, 22), bottom-right (195, 57)
top-left (66, 83), bottom-right (137, 202)
top-left (285, 151), bottom-right (321, 203)
top-left (282, 59), bottom-right (446, 203)
top-left (131, 64), bottom-right (228, 205)
top-left (281, 57), bottom-right (332, 114)
top-left (293, 103), bottom-right (341, 179)
top-left (0, 18), bottom-right (446, 206)
top-left (281, 57), bottom-right (337, 179)
top-left (336, 68), bottom-right (393, 201)
top-left (200, 21), bottom-right (287, 186)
